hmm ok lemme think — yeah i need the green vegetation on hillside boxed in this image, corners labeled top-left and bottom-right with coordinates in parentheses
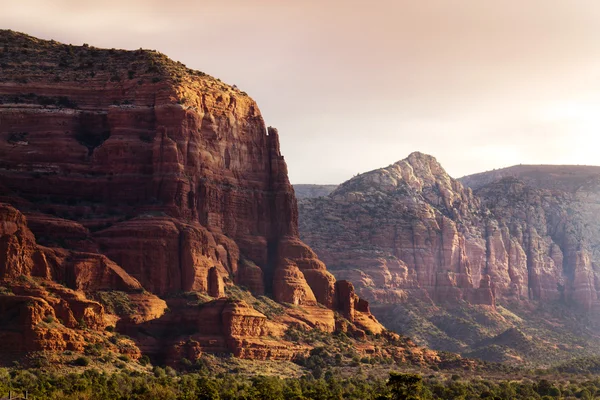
top-left (372, 298), bottom-right (600, 368)
top-left (2, 368), bottom-right (600, 400)
top-left (0, 29), bottom-right (208, 86)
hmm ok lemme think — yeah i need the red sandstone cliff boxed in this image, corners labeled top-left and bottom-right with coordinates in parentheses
top-left (0, 30), bottom-right (381, 363)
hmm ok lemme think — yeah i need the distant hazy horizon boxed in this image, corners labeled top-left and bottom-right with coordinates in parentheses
top-left (4, 1), bottom-right (600, 184)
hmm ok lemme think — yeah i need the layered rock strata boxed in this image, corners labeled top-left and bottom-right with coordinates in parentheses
top-left (0, 30), bottom-right (381, 362)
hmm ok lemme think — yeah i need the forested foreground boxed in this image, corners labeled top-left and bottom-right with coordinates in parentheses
top-left (1, 368), bottom-right (599, 400)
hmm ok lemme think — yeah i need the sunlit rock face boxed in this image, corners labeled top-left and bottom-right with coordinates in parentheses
top-left (0, 30), bottom-right (382, 362)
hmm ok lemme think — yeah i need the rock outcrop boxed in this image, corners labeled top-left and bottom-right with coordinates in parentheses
top-left (0, 202), bottom-right (159, 359)
top-left (0, 30), bottom-right (382, 363)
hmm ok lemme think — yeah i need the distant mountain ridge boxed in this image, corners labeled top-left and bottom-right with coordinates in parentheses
top-left (460, 164), bottom-right (600, 192)
top-left (298, 154), bottom-right (600, 365)
top-left (293, 184), bottom-right (338, 199)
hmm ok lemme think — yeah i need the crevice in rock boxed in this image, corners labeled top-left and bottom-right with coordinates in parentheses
top-left (75, 112), bottom-right (110, 156)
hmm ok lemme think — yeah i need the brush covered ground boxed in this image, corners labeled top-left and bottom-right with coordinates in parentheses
top-left (3, 360), bottom-right (600, 399)
top-left (371, 298), bottom-right (600, 368)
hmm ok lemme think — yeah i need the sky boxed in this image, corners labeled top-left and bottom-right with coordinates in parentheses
top-left (3, 1), bottom-right (600, 184)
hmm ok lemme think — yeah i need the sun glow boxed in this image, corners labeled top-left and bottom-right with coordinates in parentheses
top-left (538, 99), bottom-right (600, 164)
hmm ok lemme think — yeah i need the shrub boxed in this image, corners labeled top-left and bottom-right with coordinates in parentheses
top-left (387, 372), bottom-right (424, 400)
top-left (91, 291), bottom-right (135, 316)
top-left (0, 286), bottom-right (13, 295)
top-left (139, 355), bottom-right (151, 366)
top-left (73, 356), bottom-right (90, 367)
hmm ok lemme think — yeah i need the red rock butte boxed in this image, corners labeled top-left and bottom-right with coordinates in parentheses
top-left (0, 30), bottom-right (382, 363)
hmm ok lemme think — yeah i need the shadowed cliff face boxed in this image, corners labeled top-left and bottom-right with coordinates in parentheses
top-left (464, 166), bottom-right (600, 312)
top-left (0, 30), bottom-right (383, 364)
top-left (298, 153), bottom-right (600, 364)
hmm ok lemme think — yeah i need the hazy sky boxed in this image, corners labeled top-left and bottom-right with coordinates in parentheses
top-left (3, 1), bottom-right (600, 183)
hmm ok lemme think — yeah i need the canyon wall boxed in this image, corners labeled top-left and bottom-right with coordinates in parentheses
top-left (0, 30), bottom-right (381, 362)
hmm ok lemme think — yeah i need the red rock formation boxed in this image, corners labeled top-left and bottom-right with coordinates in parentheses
top-left (236, 258), bottom-right (265, 295)
top-left (276, 237), bottom-right (337, 308)
top-left (0, 30), bottom-right (383, 363)
top-left (335, 280), bottom-right (357, 321)
top-left (461, 165), bottom-right (600, 312)
top-left (0, 295), bottom-right (86, 358)
top-left (273, 260), bottom-right (318, 306)
top-left (0, 31), bottom-right (366, 311)
top-left (473, 177), bottom-right (597, 309)
top-left (0, 203), bottom-right (46, 279)
top-left (0, 202), bottom-right (154, 357)
top-left (0, 203), bottom-right (142, 292)
top-left (123, 298), bottom-right (308, 363)
top-left (299, 153), bottom-right (499, 307)
top-left (299, 153), bottom-right (600, 314)
top-left (208, 266), bottom-right (225, 298)
top-left (296, 154), bottom-right (600, 361)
